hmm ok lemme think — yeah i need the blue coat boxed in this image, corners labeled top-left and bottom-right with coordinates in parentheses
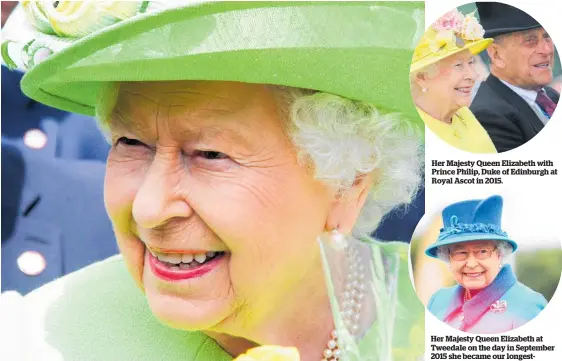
top-left (1, 66), bottom-right (109, 161)
top-left (428, 265), bottom-right (547, 334)
top-left (1, 140), bottom-right (117, 295)
top-left (2, 65), bottom-right (116, 294)
top-left (374, 187), bottom-right (425, 242)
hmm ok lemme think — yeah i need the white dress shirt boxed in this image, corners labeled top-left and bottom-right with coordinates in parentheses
top-left (500, 80), bottom-right (550, 124)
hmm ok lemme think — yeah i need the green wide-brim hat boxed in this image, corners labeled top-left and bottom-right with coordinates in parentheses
top-left (3, 1), bottom-right (424, 123)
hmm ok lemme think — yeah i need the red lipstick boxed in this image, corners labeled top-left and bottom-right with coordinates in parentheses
top-left (147, 251), bottom-right (223, 281)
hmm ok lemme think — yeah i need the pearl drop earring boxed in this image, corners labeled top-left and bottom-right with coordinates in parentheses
top-left (422, 88), bottom-right (428, 93)
top-left (331, 228), bottom-right (348, 250)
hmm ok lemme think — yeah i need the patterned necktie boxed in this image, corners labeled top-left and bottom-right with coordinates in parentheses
top-left (535, 89), bottom-right (556, 118)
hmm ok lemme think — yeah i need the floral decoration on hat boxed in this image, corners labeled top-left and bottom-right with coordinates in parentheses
top-left (411, 8), bottom-right (491, 74)
top-left (21, 1), bottom-right (146, 38)
top-left (429, 10), bottom-right (485, 53)
top-left (438, 215), bottom-right (508, 241)
top-left (2, 1), bottom-right (164, 70)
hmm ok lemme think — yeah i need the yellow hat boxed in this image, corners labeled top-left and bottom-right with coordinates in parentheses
top-left (410, 10), bottom-right (493, 73)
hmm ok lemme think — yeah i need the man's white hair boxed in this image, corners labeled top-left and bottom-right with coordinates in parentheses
top-left (96, 82), bottom-right (423, 237)
top-left (436, 240), bottom-right (514, 264)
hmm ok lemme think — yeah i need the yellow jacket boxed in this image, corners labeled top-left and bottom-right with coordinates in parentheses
top-left (418, 106), bottom-right (497, 154)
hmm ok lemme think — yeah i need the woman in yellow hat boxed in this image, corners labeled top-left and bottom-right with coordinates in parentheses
top-left (410, 10), bottom-right (497, 154)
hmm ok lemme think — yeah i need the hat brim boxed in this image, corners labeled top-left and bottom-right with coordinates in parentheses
top-left (410, 38), bottom-right (493, 74)
top-left (484, 24), bottom-right (542, 38)
top-left (19, 1), bottom-right (424, 124)
top-left (425, 233), bottom-right (518, 259)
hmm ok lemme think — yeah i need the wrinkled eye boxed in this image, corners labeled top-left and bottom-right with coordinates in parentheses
top-left (189, 149), bottom-right (234, 172)
top-left (524, 37), bottom-right (538, 46)
top-left (195, 150), bottom-right (229, 160)
top-left (478, 249), bottom-right (490, 256)
top-left (110, 136), bottom-right (152, 161)
top-left (115, 137), bottom-right (144, 147)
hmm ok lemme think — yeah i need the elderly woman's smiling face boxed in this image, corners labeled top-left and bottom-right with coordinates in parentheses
top-left (417, 50), bottom-right (478, 113)
top-left (104, 81), bottom-right (338, 332)
top-left (448, 240), bottom-right (501, 291)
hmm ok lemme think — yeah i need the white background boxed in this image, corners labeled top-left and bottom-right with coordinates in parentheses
top-left (424, 1), bottom-right (562, 360)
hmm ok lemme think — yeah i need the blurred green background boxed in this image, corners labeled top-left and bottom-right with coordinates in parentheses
top-left (517, 249), bottom-right (562, 301)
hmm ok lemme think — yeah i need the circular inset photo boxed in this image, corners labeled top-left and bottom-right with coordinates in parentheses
top-left (409, 194), bottom-right (561, 334)
top-left (410, 2), bottom-right (560, 153)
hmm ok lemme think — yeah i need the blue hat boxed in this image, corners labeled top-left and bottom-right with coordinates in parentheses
top-left (425, 195), bottom-right (518, 258)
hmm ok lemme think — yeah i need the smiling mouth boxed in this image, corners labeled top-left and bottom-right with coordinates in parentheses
top-left (464, 272), bottom-right (484, 278)
top-left (533, 62), bottom-right (550, 69)
top-left (455, 86), bottom-right (472, 94)
top-left (150, 249), bottom-right (226, 269)
top-left (147, 248), bottom-right (227, 281)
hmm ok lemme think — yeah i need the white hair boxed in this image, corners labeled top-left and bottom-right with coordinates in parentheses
top-left (436, 240), bottom-right (514, 264)
top-left (410, 63), bottom-right (440, 95)
top-left (96, 82), bottom-right (423, 237)
top-left (275, 87), bottom-right (423, 236)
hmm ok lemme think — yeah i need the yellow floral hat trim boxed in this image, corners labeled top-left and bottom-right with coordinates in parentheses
top-left (2, 1), bottom-right (159, 71)
top-left (233, 346), bottom-right (300, 361)
top-left (410, 10), bottom-right (492, 73)
top-left (20, 0), bottom-right (147, 38)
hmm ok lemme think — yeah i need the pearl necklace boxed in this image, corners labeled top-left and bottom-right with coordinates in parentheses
top-left (321, 243), bottom-right (365, 361)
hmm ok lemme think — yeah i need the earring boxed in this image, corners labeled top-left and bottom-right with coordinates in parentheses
top-left (422, 88), bottom-right (428, 93)
top-left (331, 228), bottom-right (348, 250)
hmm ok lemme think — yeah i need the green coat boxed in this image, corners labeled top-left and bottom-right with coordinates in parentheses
top-left (0, 240), bottom-right (423, 360)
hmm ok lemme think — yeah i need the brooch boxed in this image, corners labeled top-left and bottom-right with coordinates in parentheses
top-left (490, 300), bottom-right (508, 313)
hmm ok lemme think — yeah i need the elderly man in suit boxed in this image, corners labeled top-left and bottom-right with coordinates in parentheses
top-left (471, 2), bottom-right (559, 153)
